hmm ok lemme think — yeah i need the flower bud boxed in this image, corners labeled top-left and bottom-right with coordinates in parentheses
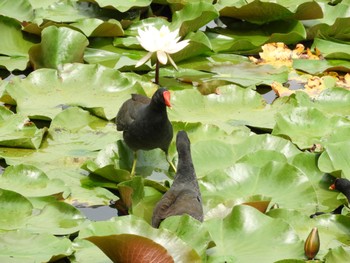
top-left (304, 227), bottom-right (320, 260)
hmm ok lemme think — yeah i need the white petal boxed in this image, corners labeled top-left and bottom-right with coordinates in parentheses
top-left (157, 50), bottom-right (168, 65)
top-left (135, 52), bottom-right (153, 67)
top-left (166, 39), bottom-right (190, 54)
top-left (168, 28), bottom-right (180, 42)
top-left (167, 54), bottom-right (178, 70)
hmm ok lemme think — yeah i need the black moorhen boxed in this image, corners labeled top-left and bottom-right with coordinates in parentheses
top-left (310, 178), bottom-right (350, 218)
top-left (152, 130), bottom-right (203, 228)
top-left (116, 88), bottom-right (176, 176)
top-left (329, 178), bottom-right (350, 202)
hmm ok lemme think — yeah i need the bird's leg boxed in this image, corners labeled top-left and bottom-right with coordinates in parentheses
top-left (130, 151), bottom-right (137, 176)
top-left (166, 153), bottom-right (177, 173)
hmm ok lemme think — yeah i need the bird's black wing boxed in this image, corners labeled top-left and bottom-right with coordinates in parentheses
top-left (116, 94), bottom-right (150, 131)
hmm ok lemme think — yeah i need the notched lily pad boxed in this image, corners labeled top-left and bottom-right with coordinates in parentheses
top-left (26, 201), bottom-right (89, 235)
top-left (0, 164), bottom-right (66, 197)
top-left (0, 189), bottom-right (33, 230)
top-left (0, 106), bottom-right (46, 149)
top-left (78, 215), bottom-right (201, 262)
top-left (0, 230), bottom-right (73, 263)
top-left (201, 161), bottom-right (317, 215)
top-left (205, 205), bottom-right (303, 262)
top-left (5, 63), bottom-right (144, 120)
top-left (86, 234), bottom-right (174, 263)
top-left (29, 26), bottom-right (89, 69)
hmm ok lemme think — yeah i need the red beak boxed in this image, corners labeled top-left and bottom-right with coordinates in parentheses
top-left (329, 183), bottom-right (336, 190)
top-left (163, 90), bottom-right (171, 108)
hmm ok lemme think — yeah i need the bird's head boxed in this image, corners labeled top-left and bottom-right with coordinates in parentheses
top-left (153, 88), bottom-right (171, 108)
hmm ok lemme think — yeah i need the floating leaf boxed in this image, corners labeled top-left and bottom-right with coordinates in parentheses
top-left (26, 201), bottom-right (89, 235)
top-left (171, 1), bottom-right (219, 35)
top-left (217, 0), bottom-right (322, 24)
top-left (205, 205), bottom-right (303, 262)
top-left (0, 230), bottom-right (73, 263)
top-left (70, 239), bottom-right (112, 263)
top-left (319, 140), bottom-right (350, 179)
top-left (5, 63), bottom-right (144, 120)
top-left (324, 246), bottom-right (350, 263)
top-left (87, 234), bottom-right (174, 263)
top-left (207, 19), bottom-right (306, 54)
top-left (169, 85), bottom-right (276, 132)
top-left (0, 106), bottom-right (46, 149)
top-left (71, 18), bottom-right (124, 37)
top-left (29, 26), bottom-right (89, 69)
top-left (92, 0), bottom-right (152, 12)
top-left (79, 215), bottom-right (201, 262)
top-left (0, 164), bottom-right (66, 197)
top-left (0, 189), bottom-right (33, 230)
top-left (268, 209), bottom-right (350, 258)
top-left (159, 215), bottom-right (210, 262)
top-left (272, 106), bottom-right (350, 149)
top-left (0, 16), bottom-right (36, 70)
top-left (0, 0), bottom-right (34, 22)
top-left (201, 161), bottom-right (317, 215)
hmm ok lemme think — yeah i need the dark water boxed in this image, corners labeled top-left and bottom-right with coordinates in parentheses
top-left (78, 205), bottom-right (119, 221)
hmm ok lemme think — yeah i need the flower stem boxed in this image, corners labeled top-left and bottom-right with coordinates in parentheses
top-left (155, 59), bottom-right (160, 85)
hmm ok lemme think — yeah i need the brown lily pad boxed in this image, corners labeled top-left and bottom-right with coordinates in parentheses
top-left (86, 234), bottom-right (174, 263)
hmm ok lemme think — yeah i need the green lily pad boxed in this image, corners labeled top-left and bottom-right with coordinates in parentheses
top-left (0, 164), bottom-right (66, 197)
top-left (293, 59), bottom-right (350, 74)
top-left (268, 209), bottom-right (350, 258)
top-left (169, 85), bottom-right (276, 132)
top-left (201, 161), bottom-right (317, 215)
top-left (205, 205), bottom-right (303, 262)
top-left (71, 18), bottom-right (124, 37)
top-left (32, 0), bottom-right (101, 24)
top-left (192, 138), bottom-right (236, 176)
top-left (0, 189), bottom-right (33, 230)
top-left (308, 17), bottom-right (350, 42)
top-left (318, 140), bottom-right (350, 179)
top-left (78, 215), bottom-right (201, 262)
top-left (0, 0), bottom-right (34, 22)
top-left (92, 0), bottom-right (152, 12)
top-left (26, 201), bottom-right (89, 235)
top-left (0, 16), bottom-right (35, 56)
top-left (235, 134), bottom-right (301, 160)
top-left (171, 31), bottom-right (213, 63)
top-left (207, 18), bottom-right (306, 54)
top-left (324, 246), bottom-right (350, 263)
top-left (29, 26), bottom-right (89, 69)
top-left (272, 107), bottom-right (350, 149)
top-left (312, 38), bottom-right (350, 60)
top-left (291, 152), bottom-right (342, 212)
top-left (171, 1), bottom-right (219, 35)
top-left (217, 0), bottom-right (322, 24)
top-left (160, 215), bottom-right (210, 261)
top-left (70, 239), bottom-right (112, 263)
top-left (5, 63), bottom-right (144, 120)
top-left (0, 106), bottom-right (46, 149)
top-left (0, 229), bottom-right (73, 263)
top-left (0, 16), bottom-right (36, 70)
top-left (210, 62), bottom-right (289, 86)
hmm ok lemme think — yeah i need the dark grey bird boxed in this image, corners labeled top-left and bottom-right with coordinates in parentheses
top-left (116, 88), bottom-right (176, 176)
top-left (329, 178), bottom-right (350, 202)
top-left (152, 130), bottom-right (203, 228)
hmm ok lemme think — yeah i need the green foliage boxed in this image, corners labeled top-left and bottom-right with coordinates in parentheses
top-left (0, 0), bottom-right (350, 262)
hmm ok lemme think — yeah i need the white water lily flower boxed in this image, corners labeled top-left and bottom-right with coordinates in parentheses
top-left (136, 25), bottom-right (190, 70)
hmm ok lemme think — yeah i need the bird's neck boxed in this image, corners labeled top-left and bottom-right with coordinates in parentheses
top-left (149, 100), bottom-right (166, 112)
top-left (176, 150), bottom-right (196, 182)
